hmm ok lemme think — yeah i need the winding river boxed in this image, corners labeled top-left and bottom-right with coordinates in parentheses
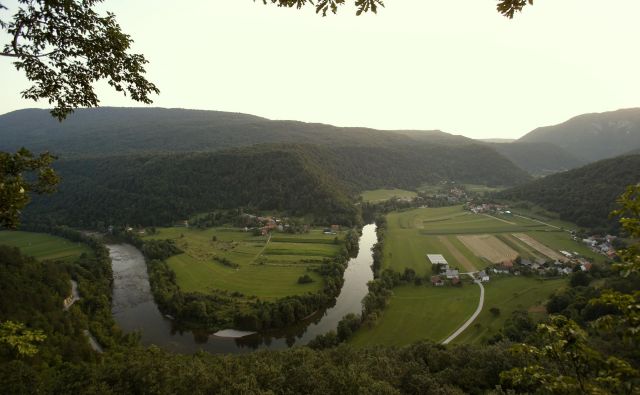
top-left (108, 224), bottom-right (377, 353)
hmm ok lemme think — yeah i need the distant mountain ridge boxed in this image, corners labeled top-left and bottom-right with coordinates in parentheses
top-left (518, 108), bottom-right (640, 162)
top-left (487, 141), bottom-right (584, 176)
top-left (0, 107), bottom-right (465, 158)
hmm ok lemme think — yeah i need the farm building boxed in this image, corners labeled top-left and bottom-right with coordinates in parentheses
top-left (427, 254), bottom-right (448, 265)
top-left (445, 268), bottom-right (459, 279)
top-left (476, 270), bottom-right (490, 282)
top-left (431, 275), bottom-right (444, 286)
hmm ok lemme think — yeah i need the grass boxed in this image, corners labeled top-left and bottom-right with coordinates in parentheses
top-left (360, 189), bottom-right (417, 203)
top-left (350, 205), bottom-right (585, 346)
top-left (452, 276), bottom-right (566, 344)
top-left (0, 230), bottom-right (92, 262)
top-left (144, 227), bottom-right (346, 300)
top-left (349, 284), bottom-right (480, 346)
top-left (350, 276), bottom-right (566, 347)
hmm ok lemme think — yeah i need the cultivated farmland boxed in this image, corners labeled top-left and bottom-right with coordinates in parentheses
top-left (143, 227), bottom-right (346, 300)
top-left (458, 234), bottom-right (519, 263)
top-left (352, 205), bottom-right (596, 346)
top-left (512, 233), bottom-right (566, 261)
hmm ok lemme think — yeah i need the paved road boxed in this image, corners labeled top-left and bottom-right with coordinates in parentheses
top-left (442, 273), bottom-right (485, 345)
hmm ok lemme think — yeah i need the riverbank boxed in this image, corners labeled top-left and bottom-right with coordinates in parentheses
top-left (107, 224), bottom-right (377, 353)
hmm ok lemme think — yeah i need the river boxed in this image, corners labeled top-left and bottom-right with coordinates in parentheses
top-left (108, 223), bottom-right (377, 353)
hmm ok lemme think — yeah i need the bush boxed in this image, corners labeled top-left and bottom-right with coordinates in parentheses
top-left (298, 274), bottom-right (314, 284)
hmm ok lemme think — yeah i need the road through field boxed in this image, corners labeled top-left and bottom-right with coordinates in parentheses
top-left (442, 275), bottom-right (484, 344)
top-left (483, 213), bottom-right (516, 225)
top-left (437, 236), bottom-right (476, 272)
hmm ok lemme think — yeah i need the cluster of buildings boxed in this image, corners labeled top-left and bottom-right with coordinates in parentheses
top-left (427, 254), bottom-right (466, 286)
top-left (433, 186), bottom-right (468, 204)
top-left (467, 203), bottom-right (511, 215)
top-left (579, 234), bottom-right (618, 260)
top-left (240, 214), bottom-right (293, 235)
top-left (488, 256), bottom-right (593, 277)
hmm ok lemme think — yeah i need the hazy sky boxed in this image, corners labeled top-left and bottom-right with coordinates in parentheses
top-left (1, 1), bottom-right (639, 139)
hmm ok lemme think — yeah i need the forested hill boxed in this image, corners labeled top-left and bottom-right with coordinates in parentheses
top-left (498, 154), bottom-right (640, 232)
top-left (25, 143), bottom-right (530, 227)
top-left (518, 108), bottom-right (640, 162)
top-left (486, 141), bottom-right (584, 175)
top-left (0, 107), bottom-right (466, 157)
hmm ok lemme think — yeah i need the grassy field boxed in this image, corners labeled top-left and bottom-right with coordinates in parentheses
top-left (452, 277), bottom-right (565, 344)
top-left (348, 205), bottom-right (585, 346)
top-left (350, 276), bottom-right (564, 347)
top-left (382, 206), bottom-right (600, 276)
top-left (349, 284), bottom-right (479, 346)
top-left (418, 183), bottom-right (505, 195)
top-left (144, 227), bottom-right (346, 300)
top-left (360, 189), bottom-right (417, 203)
top-left (0, 231), bottom-right (92, 261)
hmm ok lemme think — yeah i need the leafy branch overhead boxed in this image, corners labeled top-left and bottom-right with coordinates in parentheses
top-left (259, 0), bottom-right (533, 17)
top-left (0, 148), bottom-right (58, 229)
top-left (0, 0), bottom-right (159, 120)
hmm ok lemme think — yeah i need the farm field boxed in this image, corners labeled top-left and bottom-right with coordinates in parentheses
top-left (458, 234), bottom-right (518, 263)
top-left (355, 205), bottom-right (587, 347)
top-left (0, 231), bottom-right (92, 262)
top-left (349, 284), bottom-right (479, 346)
top-left (418, 183), bottom-right (505, 195)
top-left (360, 188), bottom-right (417, 203)
top-left (143, 227), bottom-right (346, 299)
top-left (382, 206), bottom-right (600, 277)
top-left (452, 277), bottom-right (566, 344)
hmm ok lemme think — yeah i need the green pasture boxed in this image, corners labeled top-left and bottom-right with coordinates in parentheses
top-left (0, 231), bottom-right (92, 262)
top-left (349, 284), bottom-right (479, 346)
top-left (144, 227), bottom-right (345, 299)
top-left (453, 276), bottom-right (566, 344)
top-left (360, 189), bottom-right (417, 203)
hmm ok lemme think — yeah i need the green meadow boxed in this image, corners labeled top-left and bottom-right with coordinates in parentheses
top-left (349, 284), bottom-right (479, 346)
top-left (452, 277), bottom-right (566, 345)
top-left (0, 231), bottom-right (92, 262)
top-left (144, 227), bottom-right (345, 300)
top-left (351, 205), bottom-right (588, 346)
top-left (360, 188), bottom-right (417, 203)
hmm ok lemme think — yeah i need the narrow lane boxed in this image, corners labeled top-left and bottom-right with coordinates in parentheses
top-left (442, 273), bottom-right (484, 345)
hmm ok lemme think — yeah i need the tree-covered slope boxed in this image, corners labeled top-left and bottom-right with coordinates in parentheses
top-left (487, 141), bottom-right (584, 175)
top-left (498, 154), bottom-right (640, 231)
top-left (25, 143), bottom-right (529, 228)
top-left (0, 107), bottom-right (457, 157)
top-left (518, 108), bottom-right (640, 162)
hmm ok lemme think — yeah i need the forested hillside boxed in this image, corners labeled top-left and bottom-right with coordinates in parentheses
top-left (518, 108), bottom-right (640, 162)
top-left (487, 141), bottom-right (584, 175)
top-left (25, 143), bottom-right (529, 227)
top-left (0, 107), bottom-right (463, 157)
top-left (498, 154), bottom-right (640, 232)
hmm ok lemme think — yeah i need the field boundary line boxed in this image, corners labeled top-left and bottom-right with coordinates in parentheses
top-left (253, 233), bottom-right (272, 261)
top-left (513, 214), bottom-right (563, 231)
top-left (483, 213), bottom-right (516, 225)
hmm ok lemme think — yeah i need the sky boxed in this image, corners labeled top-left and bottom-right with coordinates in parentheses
top-left (1, 0), bottom-right (639, 139)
